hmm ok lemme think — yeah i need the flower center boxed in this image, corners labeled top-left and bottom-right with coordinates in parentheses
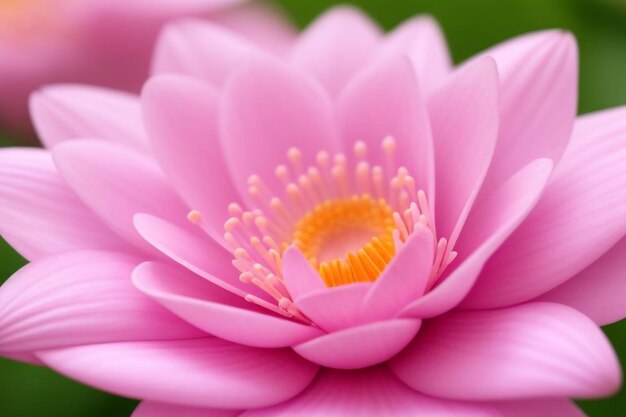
top-left (189, 137), bottom-right (457, 321)
top-left (293, 195), bottom-right (395, 287)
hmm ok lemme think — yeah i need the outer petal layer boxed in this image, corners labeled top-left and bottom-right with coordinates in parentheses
top-left (465, 107), bottom-right (626, 308)
top-left (0, 148), bottom-right (133, 260)
top-left (30, 85), bottom-right (148, 152)
top-left (133, 402), bottom-right (240, 417)
top-left (391, 302), bottom-right (621, 400)
top-left (38, 338), bottom-right (319, 410)
top-left (539, 237), bottom-right (626, 325)
top-left (53, 140), bottom-right (191, 253)
top-left (493, 399), bottom-right (585, 417)
top-left (0, 251), bottom-right (200, 353)
top-left (479, 30), bottom-right (577, 186)
top-left (242, 367), bottom-right (500, 417)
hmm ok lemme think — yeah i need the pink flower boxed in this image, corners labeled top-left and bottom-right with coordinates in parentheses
top-left (1, 6), bottom-right (625, 416)
top-left (0, 0), bottom-right (293, 138)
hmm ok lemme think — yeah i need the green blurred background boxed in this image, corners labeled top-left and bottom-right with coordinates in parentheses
top-left (1, 0), bottom-right (625, 415)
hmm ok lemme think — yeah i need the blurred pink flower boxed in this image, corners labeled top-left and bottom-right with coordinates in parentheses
top-left (1, 6), bottom-right (625, 416)
top-left (0, 0), bottom-right (293, 138)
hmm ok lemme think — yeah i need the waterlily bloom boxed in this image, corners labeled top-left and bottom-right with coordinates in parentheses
top-left (0, 0), bottom-right (293, 138)
top-left (1, 5), bottom-right (625, 416)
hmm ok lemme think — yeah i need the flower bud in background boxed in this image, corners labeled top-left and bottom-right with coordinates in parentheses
top-left (0, 0), bottom-right (294, 140)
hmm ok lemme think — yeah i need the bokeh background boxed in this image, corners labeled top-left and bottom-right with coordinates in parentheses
top-left (1, 0), bottom-right (625, 415)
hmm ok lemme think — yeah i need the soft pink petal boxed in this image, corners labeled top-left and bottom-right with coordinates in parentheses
top-left (454, 159), bottom-right (553, 262)
top-left (133, 402), bottom-right (240, 417)
top-left (2, 352), bottom-right (44, 365)
top-left (337, 56), bottom-right (434, 196)
top-left (152, 20), bottom-right (271, 88)
top-left (289, 6), bottom-right (382, 97)
top-left (30, 85), bottom-right (148, 152)
top-left (38, 338), bottom-right (318, 409)
top-left (539, 237), bottom-right (626, 325)
top-left (142, 75), bottom-right (240, 243)
top-left (374, 16), bottom-right (451, 96)
top-left (208, 2), bottom-right (296, 56)
top-left (361, 226), bottom-right (434, 321)
top-left (479, 30), bottom-right (577, 187)
top-left (293, 319), bottom-right (420, 369)
top-left (0, 148), bottom-right (134, 260)
top-left (52, 140), bottom-right (191, 252)
top-left (282, 247), bottom-right (326, 300)
top-left (400, 159), bottom-right (552, 318)
top-left (465, 108), bottom-right (626, 308)
top-left (429, 57), bottom-right (499, 243)
top-left (133, 214), bottom-right (254, 299)
top-left (86, 0), bottom-right (247, 15)
top-left (242, 367), bottom-right (500, 417)
top-left (0, 251), bottom-right (200, 353)
top-left (133, 261), bottom-right (323, 348)
top-left (295, 283), bottom-right (371, 333)
top-left (493, 399), bottom-right (585, 417)
top-left (220, 60), bottom-right (339, 199)
top-left (391, 302), bottom-right (621, 400)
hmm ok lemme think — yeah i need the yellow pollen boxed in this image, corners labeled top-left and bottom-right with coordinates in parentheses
top-left (206, 137), bottom-right (457, 322)
top-left (292, 194), bottom-right (396, 287)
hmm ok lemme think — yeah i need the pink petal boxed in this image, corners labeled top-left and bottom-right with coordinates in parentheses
top-left (133, 214), bottom-right (253, 299)
top-left (295, 283), bottom-right (371, 333)
top-left (493, 399), bottom-right (585, 417)
top-left (289, 6), bottom-right (382, 97)
top-left (133, 402), bottom-right (240, 417)
top-left (429, 57), bottom-right (499, 243)
top-left (133, 261), bottom-right (323, 348)
top-left (454, 159), bottom-right (554, 262)
top-left (208, 2), bottom-right (296, 56)
top-left (242, 367), bottom-right (500, 417)
top-left (465, 108), bottom-right (626, 308)
top-left (361, 226), bottom-right (434, 321)
top-left (391, 302), bottom-right (621, 400)
top-left (0, 251), bottom-right (200, 353)
top-left (0, 148), bottom-right (134, 260)
top-left (293, 319), bottom-right (420, 369)
top-left (152, 20), bottom-right (270, 88)
top-left (400, 159), bottom-right (552, 318)
top-left (52, 140), bottom-right (191, 252)
top-left (374, 16), bottom-right (451, 96)
top-left (30, 85), bottom-right (148, 152)
top-left (281, 247), bottom-right (326, 300)
top-left (2, 352), bottom-right (44, 365)
top-left (142, 75), bottom-right (240, 242)
top-left (539, 237), bottom-right (626, 325)
top-left (337, 56), bottom-right (434, 196)
top-left (479, 30), bottom-right (577, 187)
top-left (220, 60), bottom-right (339, 199)
top-left (38, 338), bottom-right (318, 409)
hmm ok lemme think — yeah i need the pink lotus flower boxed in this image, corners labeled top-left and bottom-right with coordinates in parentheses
top-left (1, 6), bottom-right (625, 416)
top-left (0, 0), bottom-right (293, 138)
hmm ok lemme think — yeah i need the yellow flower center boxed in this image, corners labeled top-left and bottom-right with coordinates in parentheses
top-left (293, 195), bottom-right (395, 287)
top-left (186, 138), bottom-right (457, 322)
